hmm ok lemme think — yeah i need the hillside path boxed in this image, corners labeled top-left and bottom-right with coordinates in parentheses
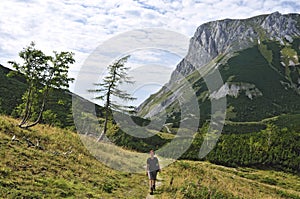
top-left (146, 175), bottom-right (163, 199)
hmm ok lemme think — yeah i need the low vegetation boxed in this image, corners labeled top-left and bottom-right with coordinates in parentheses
top-left (0, 116), bottom-right (148, 198)
top-left (1, 115), bottom-right (300, 198)
top-left (158, 160), bottom-right (300, 199)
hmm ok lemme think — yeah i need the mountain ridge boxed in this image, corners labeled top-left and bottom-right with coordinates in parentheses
top-left (138, 12), bottom-right (300, 120)
top-left (172, 12), bottom-right (300, 81)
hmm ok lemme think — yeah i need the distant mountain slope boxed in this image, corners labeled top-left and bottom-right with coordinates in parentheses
top-left (0, 64), bottom-right (26, 115)
top-left (138, 12), bottom-right (300, 125)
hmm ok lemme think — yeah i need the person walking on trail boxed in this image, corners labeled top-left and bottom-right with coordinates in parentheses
top-left (146, 149), bottom-right (161, 195)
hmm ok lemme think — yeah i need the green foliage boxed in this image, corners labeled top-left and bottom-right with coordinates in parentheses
top-left (42, 110), bottom-right (60, 126)
top-left (263, 114), bottom-right (300, 132)
top-left (0, 99), bottom-right (3, 114)
top-left (226, 106), bottom-right (237, 120)
top-left (220, 42), bottom-right (300, 122)
top-left (101, 178), bottom-right (120, 193)
top-left (89, 55), bottom-right (136, 112)
top-left (222, 121), bottom-right (266, 134)
top-left (106, 124), bottom-right (171, 152)
top-left (7, 42), bottom-right (75, 128)
top-left (198, 123), bottom-right (300, 174)
top-left (96, 112), bottom-right (300, 174)
top-left (88, 55), bottom-right (136, 140)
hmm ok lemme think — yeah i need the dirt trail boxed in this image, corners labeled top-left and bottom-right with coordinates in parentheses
top-left (146, 175), bottom-right (163, 199)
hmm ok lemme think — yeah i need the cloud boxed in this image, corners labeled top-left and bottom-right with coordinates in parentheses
top-left (128, 49), bottom-right (182, 67)
top-left (0, 0), bottom-right (299, 104)
top-left (111, 64), bottom-right (175, 106)
top-left (72, 28), bottom-right (189, 107)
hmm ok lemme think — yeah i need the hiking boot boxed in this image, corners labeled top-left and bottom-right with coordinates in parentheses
top-left (150, 187), bottom-right (154, 195)
top-left (152, 184), bottom-right (156, 190)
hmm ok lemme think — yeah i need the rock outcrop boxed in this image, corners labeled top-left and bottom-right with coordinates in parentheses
top-left (138, 12), bottom-right (300, 118)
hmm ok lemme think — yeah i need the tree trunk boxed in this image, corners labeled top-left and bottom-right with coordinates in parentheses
top-left (97, 131), bottom-right (105, 142)
top-left (20, 88), bottom-right (48, 128)
top-left (22, 98), bottom-right (45, 128)
top-left (97, 100), bottom-right (109, 142)
top-left (97, 68), bottom-right (116, 141)
top-left (19, 85), bottom-right (33, 127)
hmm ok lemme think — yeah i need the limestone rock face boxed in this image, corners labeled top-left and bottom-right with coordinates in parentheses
top-left (138, 12), bottom-right (300, 118)
top-left (171, 12), bottom-right (300, 82)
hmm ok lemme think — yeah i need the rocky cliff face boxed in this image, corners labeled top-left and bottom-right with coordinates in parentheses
top-left (138, 12), bottom-right (300, 118)
top-left (171, 12), bottom-right (300, 82)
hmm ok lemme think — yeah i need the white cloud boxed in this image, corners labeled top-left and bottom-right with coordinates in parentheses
top-left (0, 0), bottom-right (299, 104)
top-left (128, 49), bottom-right (182, 66)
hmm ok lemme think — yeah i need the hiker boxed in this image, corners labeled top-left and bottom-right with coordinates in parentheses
top-left (146, 149), bottom-right (161, 195)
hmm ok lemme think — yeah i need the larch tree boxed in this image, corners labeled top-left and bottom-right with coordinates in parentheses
top-left (88, 55), bottom-right (136, 141)
top-left (8, 42), bottom-right (75, 128)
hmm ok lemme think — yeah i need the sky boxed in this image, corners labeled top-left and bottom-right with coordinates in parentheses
top-left (0, 0), bottom-right (299, 106)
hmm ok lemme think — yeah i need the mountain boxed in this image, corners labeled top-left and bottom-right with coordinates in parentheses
top-left (138, 12), bottom-right (300, 124)
top-left (170, 11), bottom-right (300, 83)
top-left (1, 12), bottom-right (300, 179)
top-left (135, 12), bottom-right (300, 173)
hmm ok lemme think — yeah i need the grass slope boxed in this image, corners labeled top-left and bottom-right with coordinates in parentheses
top-left (0, 115), bottom-right (148, 198)
top-left (158, 160), bottom-right (300, 199)
top-left (1, 115), bottom-right (300, 198)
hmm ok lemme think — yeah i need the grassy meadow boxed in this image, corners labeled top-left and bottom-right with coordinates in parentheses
top-left (1, 115), bottom-right (300, 198)
top-left (0, 115), bottom-right (148, 198)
